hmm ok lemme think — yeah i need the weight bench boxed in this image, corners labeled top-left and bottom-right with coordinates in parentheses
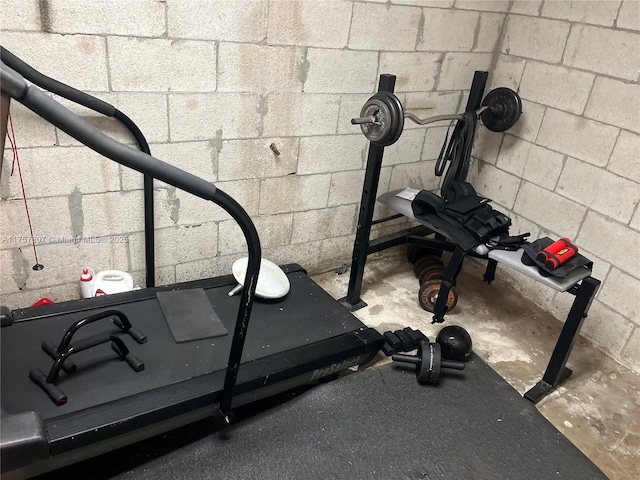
top-left (339, 72), bottom-right (601, 403)
top-left (377, 187), bottom-right (600, 403)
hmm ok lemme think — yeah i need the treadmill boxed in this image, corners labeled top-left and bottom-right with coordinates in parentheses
top-left (0, 51), bottom-right (384, 478)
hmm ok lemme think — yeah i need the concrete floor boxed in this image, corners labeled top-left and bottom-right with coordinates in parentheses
top-left (311, 253), bottom-right (640, 480)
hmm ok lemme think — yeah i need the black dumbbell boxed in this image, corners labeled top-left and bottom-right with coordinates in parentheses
top-left (392, 341), bottom-right (464, 384)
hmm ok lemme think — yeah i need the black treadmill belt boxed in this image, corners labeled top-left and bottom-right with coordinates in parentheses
top-left (1, 268), bottom-right (364, 420)
top-left (156, 288), bottom-right (227, 342)
top-left (36, 359), bottom-right (606, 480)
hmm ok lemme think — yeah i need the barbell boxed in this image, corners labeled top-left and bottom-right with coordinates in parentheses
top-left (352, 87), bottom-right (522, 147)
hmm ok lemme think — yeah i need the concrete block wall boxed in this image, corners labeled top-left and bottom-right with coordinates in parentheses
top-left (1, 1), bottom-right (638, 373)
top-left (0, 0), bottom-right (504, 305)
top-left (469, 0), bottom-right (640, 371)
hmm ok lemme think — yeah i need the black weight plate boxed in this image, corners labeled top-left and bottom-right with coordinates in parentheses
top-left (406, 244), bottom-right (419, 264)
top-left (481, 87), bottom-right (522, 132)
top-left (413, 255), bottom-right (443, 278)
top-left (407, 246), bottom-right (437, 264)
top-left (359, 95), bottom-right (395, 145)
top-left (376, 91), bottom-right (404, 146)
top-left (418, 266), bottom-right (446, 286)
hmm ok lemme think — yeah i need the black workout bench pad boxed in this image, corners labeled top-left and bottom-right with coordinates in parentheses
top-left (34, 359), bottom-right (605, 480)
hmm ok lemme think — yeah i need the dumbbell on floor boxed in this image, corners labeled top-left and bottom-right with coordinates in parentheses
top-left (392, 341), bottom-right (464, 385)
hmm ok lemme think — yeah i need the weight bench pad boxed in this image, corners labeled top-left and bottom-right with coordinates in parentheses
top-left (378, 188), bottom-right (591, 292)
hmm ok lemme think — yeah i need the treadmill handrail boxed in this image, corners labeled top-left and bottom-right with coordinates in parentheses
top-left (1, 46), bottom-right (157, 288)
top-left (0, 46), bottom-right (115, 115)
top-left (0, 60), bottom-right (260, 419)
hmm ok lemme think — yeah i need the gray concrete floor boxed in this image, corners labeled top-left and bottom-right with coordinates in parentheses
top-left (311, 253), bottom-right (640, 480)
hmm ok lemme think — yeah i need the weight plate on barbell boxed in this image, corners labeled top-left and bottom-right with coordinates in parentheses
top-left (480, 87), bottom-right (522, 132)
top-left (358, 92), bottom-right (404, 147)
top-left (376, 91), bottom-right (404, 147)
top-left (359, 96), bottom-right (394, 145)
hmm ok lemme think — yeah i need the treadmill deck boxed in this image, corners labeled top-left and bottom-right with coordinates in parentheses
top-left (1, 264), bottom-right (383, 463)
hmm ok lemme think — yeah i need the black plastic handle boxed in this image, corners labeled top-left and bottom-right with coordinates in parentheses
top-left (56, 310), bottom-right (134, 354)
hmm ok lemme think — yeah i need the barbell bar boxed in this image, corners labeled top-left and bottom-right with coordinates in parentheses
top-left (352, 87), bottom-right (522, 147)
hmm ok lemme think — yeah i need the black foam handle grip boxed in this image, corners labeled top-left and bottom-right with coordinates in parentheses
top-left (110, 343), bottom-right (144, 372)
top-left (29, 368), bottom-right (67, 406)
top-left (128, 327), bottom-right (147, 344)
top-left (391, 353), bottom-right (420, 365)
top-left (112, 317), bottom-right (147, 344)
top-left (125, 354), bottom-right (145, 372)
top-left (441, 359), bottom-right (465, 371)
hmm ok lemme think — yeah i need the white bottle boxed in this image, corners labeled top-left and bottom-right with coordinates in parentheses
top-left (80, 267), bottom-right (95, 299)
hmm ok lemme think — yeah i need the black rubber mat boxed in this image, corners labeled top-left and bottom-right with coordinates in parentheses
top-left (37, 357), bottom-right (606, 480)
top-left (156, 288), bottom-right (227, 342)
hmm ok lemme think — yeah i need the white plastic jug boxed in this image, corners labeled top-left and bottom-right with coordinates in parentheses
top-left (93, 270), bottom-right (134, 296)
top-left (80, 268), bottom-right (135, 298)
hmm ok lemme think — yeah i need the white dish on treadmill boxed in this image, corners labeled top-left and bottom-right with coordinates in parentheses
top-left (230, 257), bottom-right (290, 299)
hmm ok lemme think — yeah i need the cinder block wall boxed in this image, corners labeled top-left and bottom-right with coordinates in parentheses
top-left (469, 0), bottom-right (640, 371)
top-left (0, 0), bottom-right (504, 299)
top-left (1, 1), bottom-right (638, 372)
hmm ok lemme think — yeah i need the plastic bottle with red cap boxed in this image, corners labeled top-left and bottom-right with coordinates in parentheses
top-left (80, 267), bottom-right (95, 299)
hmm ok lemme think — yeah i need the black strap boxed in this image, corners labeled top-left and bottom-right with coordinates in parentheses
top-left (487, 233), bottom-right (530, 251)
top-left (437, 112), bottom-right (478, 200)
top-left (483, 259), bottom-right (498, 284)
top-left (432, 246), bottom-right (466, 324)
top-left (434, 121), bottom-right (454, 177)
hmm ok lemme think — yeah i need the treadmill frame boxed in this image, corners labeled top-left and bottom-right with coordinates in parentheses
top-left (0, 52), bottom-right (385, 477)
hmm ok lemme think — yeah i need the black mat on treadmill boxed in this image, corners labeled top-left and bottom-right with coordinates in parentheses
top-left (156, 288), bottom-right (227, 342)
top-left (38, 358), bottom-right (606, 480)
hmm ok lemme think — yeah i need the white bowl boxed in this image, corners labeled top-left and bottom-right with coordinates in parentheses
top-left (231, 257), bottom-right (290, 299)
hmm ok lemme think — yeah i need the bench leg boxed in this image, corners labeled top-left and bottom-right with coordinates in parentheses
top-left (524, 276), bottom-right (600, 403)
